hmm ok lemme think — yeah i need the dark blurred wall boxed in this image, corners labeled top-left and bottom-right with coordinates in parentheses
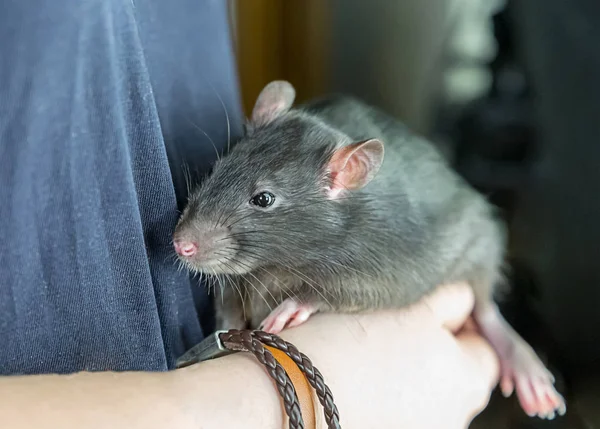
top-left (507, 0), bottom-right (600, 371)
top-left (327, 0), bottom-right (449, 135)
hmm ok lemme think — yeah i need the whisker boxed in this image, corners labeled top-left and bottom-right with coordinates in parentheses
top-left (225, 247), bottom-right (335, 303)
top-left (218, 199), bottom-right (251, 229)
top-left (211, 268), bottom-right (225, 306)
top-left (225, 210), bottom-right (263, 230)
top-left (186, 116), bottom-right (221, 161)
top-left (217, 199), bottom-right (248, 230)
top-left (257, 266), bottom-right (302, 304)
top-left (182, 161), bottom-right (193, 199)
top-left (217, 261), bottom-right (248, 321)
top-left (232, 277), bottom-right (247, 321)
top-left (230, 259), bottom-right (279, 306)
top-left (237, 273), bottom-right (273, 313)
top-left (285, 265), bottom-right (338, 301)
top-left (207, 79), bottom-right (232, 155)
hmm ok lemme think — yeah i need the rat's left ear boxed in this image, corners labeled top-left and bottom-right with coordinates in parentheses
top-left (326, 138), bottom-right (384, 199)
top-left (251, 80), bottom-right (296, 126)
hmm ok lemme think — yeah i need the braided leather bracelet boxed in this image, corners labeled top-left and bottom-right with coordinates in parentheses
top-left (176, 329), bottom-right (341, 429)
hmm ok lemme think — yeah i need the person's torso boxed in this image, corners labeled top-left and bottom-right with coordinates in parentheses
top-left (0, 0), bottom-right (243, 374)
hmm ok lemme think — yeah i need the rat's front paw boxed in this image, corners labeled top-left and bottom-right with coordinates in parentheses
top-left (500, 343), bottom-right (566, 420)
top-left (258, 299), bottom-right (317, 334)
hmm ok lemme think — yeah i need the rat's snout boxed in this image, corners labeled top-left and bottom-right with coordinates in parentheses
top-left (173, 223), bottom-right (232, 267)
top-left (173, 219), bottom-right (254, 275)
top-left (174, 240), bottom-right (198, 257)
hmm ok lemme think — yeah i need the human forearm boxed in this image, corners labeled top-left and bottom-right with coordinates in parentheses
top-left (0, 283), bottom-right (498, 429)
top-left (0, 353), bottom-right (283, 429)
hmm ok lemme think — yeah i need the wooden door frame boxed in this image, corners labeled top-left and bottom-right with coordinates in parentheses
top-left (228, 0), bottom-right (331, 117)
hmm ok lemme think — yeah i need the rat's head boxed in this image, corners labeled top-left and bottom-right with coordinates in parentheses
top-left (173, 81), bottom-right (384, 275)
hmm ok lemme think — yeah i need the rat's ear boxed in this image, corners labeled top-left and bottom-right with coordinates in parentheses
top-left (326, 139), bottom-right (384, 199)
top-left (251, 80), bottom-right (296, 126)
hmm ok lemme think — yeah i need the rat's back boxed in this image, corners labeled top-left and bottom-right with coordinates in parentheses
top-left (300, 95), bottom-right (466, 215)
top-left (299, 95), bottom-right (506, 301)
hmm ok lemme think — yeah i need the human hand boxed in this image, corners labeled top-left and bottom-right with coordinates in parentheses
top-left (278, 282), bottom-right (500, 429)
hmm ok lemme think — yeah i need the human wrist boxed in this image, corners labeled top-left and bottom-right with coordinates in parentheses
top-left (275, 315), bottom-right (362, 429)
top-left (175, 351), bottom-right (285, 429)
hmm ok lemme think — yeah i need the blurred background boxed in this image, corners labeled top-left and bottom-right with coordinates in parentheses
top-left (227, 0), bottom-right (600, 428)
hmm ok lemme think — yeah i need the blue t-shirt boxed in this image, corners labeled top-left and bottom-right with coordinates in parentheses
top-left (0, 0), bottom-right (244, 373)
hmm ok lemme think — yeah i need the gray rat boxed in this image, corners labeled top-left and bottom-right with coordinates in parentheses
top-left (173, 80), bottom-right (566, 419)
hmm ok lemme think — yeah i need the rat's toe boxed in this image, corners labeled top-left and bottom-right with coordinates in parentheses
top-left (515, 377), bottom-right (539, 417)
top-left (500, 373), bottom-right (515, 397)
top-left (262, 314), bottom-right (289, 334)
top-left (531, 379), bottom-right (557, 417)
top-left (285, 311), bottom-right (310, 329)
top-left (285, 305), bottom-right (316, 329)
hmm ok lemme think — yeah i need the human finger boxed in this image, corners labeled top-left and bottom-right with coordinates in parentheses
top-left (456, 330), bottom-right (500, 397)
top-left (419, 282), bottom-right (475, 332)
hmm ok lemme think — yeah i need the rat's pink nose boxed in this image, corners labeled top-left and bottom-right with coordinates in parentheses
top-left (174, 240), bottom-right (198, 257)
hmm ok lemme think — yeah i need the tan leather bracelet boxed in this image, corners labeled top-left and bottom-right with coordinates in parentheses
top-left (265, 344), bottom-right (318, 429)
top-left (176, 329), bottom-right (340, 429)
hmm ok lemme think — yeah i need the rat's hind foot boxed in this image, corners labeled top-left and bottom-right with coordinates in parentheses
top-left (475, 305), bottom-right (566, 419)
top-left (258, 299), bottom-right (317, 334)
top-left (497, 341), bottom-right (566, 419)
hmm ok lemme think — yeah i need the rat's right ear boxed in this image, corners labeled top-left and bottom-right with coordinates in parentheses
top-left (251, 80), bottom-right (296, 126)
top-left (326, 138), bottom-right (384, 199)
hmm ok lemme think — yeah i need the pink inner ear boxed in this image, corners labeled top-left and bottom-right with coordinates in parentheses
top-left (331, 156), bottom-right (366, 189)
top-left (327, 139), bottom-right (384, 199)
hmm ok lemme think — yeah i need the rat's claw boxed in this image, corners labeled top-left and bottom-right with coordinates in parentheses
top-left (557, 398), bottom-right (567, 416)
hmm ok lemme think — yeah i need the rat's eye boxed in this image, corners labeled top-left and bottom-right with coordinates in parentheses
top-left (250, 192), bottom-right (275, 208)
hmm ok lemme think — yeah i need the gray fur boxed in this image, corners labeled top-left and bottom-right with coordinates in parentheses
top-left (175, 92), bottom-right (507, 329)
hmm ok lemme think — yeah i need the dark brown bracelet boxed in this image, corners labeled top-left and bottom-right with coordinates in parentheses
top-left (219, 330), bottom-right (306, 429)
top-left (176, 329), bottom-right (341, 429)
top-left (250, 331), bottom-right (341, 429)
